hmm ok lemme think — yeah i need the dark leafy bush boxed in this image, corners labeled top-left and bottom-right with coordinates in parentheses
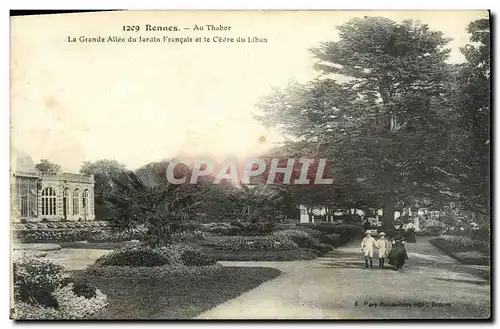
top-left (94, 246), bottom-right (172, 267)
top-left (419, 226), bottom-right (445, 236)
top-left (201, 222), bottom-right (242, 236)
top-left (232, 221), bottom-right (276, 235)
top-left (12, 252), bottom-right (108, 319)
top-left (299, 223), bottom-right (364, 237)
top-left (272, 229), bottom-right (318, 248)
top-left (13, 252), bottom-right (66, 308)
top-left (432, 235), bottom-right (489, 252)
top-left (180, 248), bottom-right (217, 266)
top-left (93, 244), bottom-right (215, 267)
top-left (71, 282), bottom-right (97, 299)
top-left (311, 242), bottom-right (333, 254)
top-left (171, 230), bottom-right (205, 242)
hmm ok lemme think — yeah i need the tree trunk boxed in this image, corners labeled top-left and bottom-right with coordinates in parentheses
top-left (382, 196), bottom-right (396, 232)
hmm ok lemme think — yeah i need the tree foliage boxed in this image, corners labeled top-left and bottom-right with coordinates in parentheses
top-left (256, 17), bottom-right (464, 225)
top-left (35, 159), bottom-right (61, 173)
top-left (80, 160), bottom-right (127, 220)
top-left (106, 160), bottom-right (209, 245)
top-left (452, 18), bottom-right (490, 218)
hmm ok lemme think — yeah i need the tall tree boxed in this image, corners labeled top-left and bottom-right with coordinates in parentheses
top-left (453, 18), bottom-right (490, 221)
top-left (257, 17), bottom-right (454, 228)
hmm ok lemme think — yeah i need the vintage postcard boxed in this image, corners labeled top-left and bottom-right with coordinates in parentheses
top-left (10, 10), bottom-right (491, 320)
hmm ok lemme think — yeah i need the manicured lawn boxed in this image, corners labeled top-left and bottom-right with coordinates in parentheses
top-left (72, 266), bottom-right (282, 319)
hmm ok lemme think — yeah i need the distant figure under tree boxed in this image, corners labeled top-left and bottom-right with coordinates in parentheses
top-left (363, 220), bottom-right (372, 231)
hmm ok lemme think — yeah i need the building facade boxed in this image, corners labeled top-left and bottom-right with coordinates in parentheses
top-left (11, 150), bottom-right (95, 223)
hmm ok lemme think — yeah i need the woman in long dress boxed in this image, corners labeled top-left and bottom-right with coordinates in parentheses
top-left (388, 236), bottom-right (408, 270)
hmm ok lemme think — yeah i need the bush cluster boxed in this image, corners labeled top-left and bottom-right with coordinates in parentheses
top-left (201, 221), bottom-right (276, 236)
top-left (171, 230), bottom-right (205, 243)
top-left (201, 222), bottom-right (242, 236)
top-left (215, 235), bottom-right (298, 252)
top-left (92, 243), bottom-right (217, 268)
top-left (231, 221), bottom-right (276, 235)
top-left (11, 252), bottom-right (107, 320)
top-left (298, 223), bottom-right (364, 237)
top-left (435, 235), bottom-right (489, 251)
top-left (272, 229), bottom-right (318, 248)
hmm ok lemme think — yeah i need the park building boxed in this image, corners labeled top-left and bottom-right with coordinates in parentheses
top-left (11, 149), bottom-right (95, 223)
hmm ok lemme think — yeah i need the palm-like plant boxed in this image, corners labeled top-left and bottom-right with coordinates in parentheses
top-left (107, 161), bottom-right (208, 246)
top-left (227, 184), bottom-right (285, 224)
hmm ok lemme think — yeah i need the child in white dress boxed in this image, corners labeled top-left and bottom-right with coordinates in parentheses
top-left (376, 232), bottom-right (391, 267)
top-left (361, 230), bottom-right (378, 268)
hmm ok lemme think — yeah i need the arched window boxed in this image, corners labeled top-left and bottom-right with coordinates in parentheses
top-left (41, 187), bottom-right (57, 216)
top-left (72, 189), bottom-right (80, 215)
top-left (63, 188), bottom-right (70, 219)
top-left (82, 190), bottom-right (89, 216)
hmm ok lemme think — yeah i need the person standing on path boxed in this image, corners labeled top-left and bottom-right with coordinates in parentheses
top-left (388, 236), bottom-right (409, 270)
top-left (376, 232), bottom-right (391, 268)
top-left (363, 220), bottom-right (372, 231)
top-left (361, 230), bottom-right (378, 268)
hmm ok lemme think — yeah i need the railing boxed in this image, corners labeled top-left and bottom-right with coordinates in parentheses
top-left (14, 170), bottom-right (94, 182)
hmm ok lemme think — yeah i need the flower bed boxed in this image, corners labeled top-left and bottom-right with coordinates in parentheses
top-left (215, 235), bottom-right (298, 252)
top-left (11, 252), bottom-right (108, 320)
top-left (171, 230), bottom-right (205, 242)
top-left (92, 243), bottom-right (217, 268)
top-left (272, 229), bottom-right (318, 247)
top-left (13, 228), bottom-right (147, 244)
top-left (201, 222), bottom-right (242, 236)
top-left (434, 235), bottom-right (489, 251)
top-left (429, 235), bottom-right (490, 266)
top-left (298, 223), bottom-right (364, 238)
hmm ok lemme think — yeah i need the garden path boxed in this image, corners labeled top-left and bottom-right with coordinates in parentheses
top-left (196, 237), bottom-right (490, 319)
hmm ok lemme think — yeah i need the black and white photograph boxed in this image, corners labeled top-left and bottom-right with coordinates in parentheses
top-left (9, 9), bottom-right (491, 320)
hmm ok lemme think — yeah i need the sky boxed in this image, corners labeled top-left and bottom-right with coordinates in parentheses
top-left (10, 10), bottom-right (489, 172)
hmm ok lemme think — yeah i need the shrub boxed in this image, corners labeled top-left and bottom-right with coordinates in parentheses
top-left (216, 235), bottom-right (298, 252)
top-left (299, 223), bottom-right (364, 237)
top-left (311, 242), bottom-right (333, 254)
top-left (297, 227), bottom-right (324, 239)
top-left (94, 246), bottom-right (172, 267)
top-left (419, 226), bottom-right (445, 236)
top-left (92, 243), bottom-right (215, 268)
top-left (180, 248), bottom-right (217, 266)
top-left (71, 282), bottom-right (98, 299)
top-left (232, 221), bottom-right (275, 235)
top-left (201, 222), bottom-right (242, 236)
top-left (13, 252), bottom-right (66, 307)
top-left (272, 229), bottom-right (318, 248)
top-left (171, 230), bottom-right (205, 243)
top-left (50, 284), bottom-right (107, 319)
top-left (12, 253), bottom-right (107, 320)
top-left (435, 235), bottom-right (489, 251)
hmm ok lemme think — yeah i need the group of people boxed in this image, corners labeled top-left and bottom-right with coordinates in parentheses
top-left (360, 230), bottom-right (408, 270)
